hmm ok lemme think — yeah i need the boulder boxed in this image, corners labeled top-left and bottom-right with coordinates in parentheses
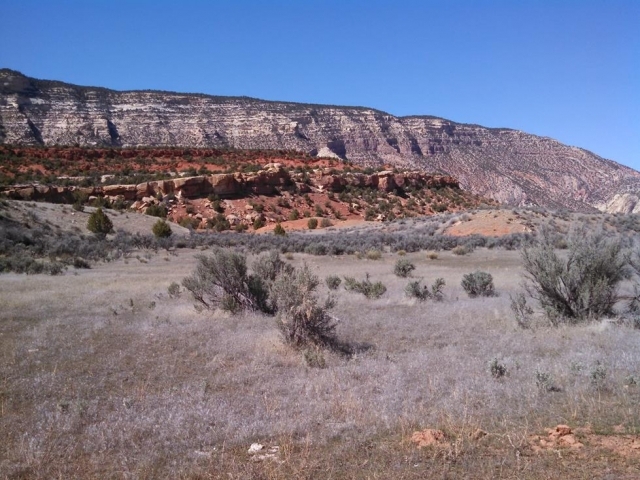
top-left (102, 184), bottom-right (137, 200)
top-left (209, 173), bottom-right (240, 196)
top-left (172, 175), bottom-right (213, 198)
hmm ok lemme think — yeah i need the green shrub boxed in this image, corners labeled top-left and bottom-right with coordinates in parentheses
top-left (461, 271), bottom-right (495, 298)
top-left (307, 218), bottom-right (318, 230)
top-left (289, 209), bottom-right (300, 221)
top-left (343, 273), bottom-right (387, 299)
top-left (320, 218), bottom-right (333, 228)
top-left (87, 208), bottom-right (113, 237)
top-left (405, 278), bottom-right (445, 301)
top-left (145, 204), bottom-right (167, 218)
top-left (273, 223), bottom-right (286, 236)
top-left (208, 214), bottom-right (230, 232)
top-left (325, 275), bottom-right (342, 290)
top-left (152, 219), bottom-right (173, 238)
top-left (179, 217), bottom-right (200, 229)
top-left (521, 232), bottom-right (628, 323)
top-left (394, 258), bottom-right (415, 277)
top-left (253, 217), bottom-right (265, 230)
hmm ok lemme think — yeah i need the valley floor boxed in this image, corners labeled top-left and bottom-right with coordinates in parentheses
top-left (2, 246), bottom-right (640, 478)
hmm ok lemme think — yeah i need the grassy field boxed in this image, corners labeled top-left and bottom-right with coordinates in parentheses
top-left (2, 230), bottom-right (640, 478)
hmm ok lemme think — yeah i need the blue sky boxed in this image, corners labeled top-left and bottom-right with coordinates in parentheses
top-left (1, 0), bottom-right (638, 170)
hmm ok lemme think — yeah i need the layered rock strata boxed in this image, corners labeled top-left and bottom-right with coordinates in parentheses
top-left (2, 69), bottom-right (639, 212)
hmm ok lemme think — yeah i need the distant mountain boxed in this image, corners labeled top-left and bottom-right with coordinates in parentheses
top-left (1, 68), bottom-right (639, 212)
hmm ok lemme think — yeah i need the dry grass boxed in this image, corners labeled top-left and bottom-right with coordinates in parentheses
top-left (2, 241), bottom-right (640, 477)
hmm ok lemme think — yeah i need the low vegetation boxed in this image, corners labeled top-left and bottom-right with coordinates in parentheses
top-left (3, 200), bottom-right (640, 477)
top-left (394, 258), bottom-right (415, 277)
top-left (343, 273), bottom-right (387, 299)
top-left (521, 231), bottom-right (629, 323)
top-left (405, 277), bottom-right (446, 301)
top-left (86, 207), bottom-right (113, 237)
top-left (461, 271), bottom-right (495, 297)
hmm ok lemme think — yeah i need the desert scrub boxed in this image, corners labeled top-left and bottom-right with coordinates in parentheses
top-left (394, 258), bottom-right (415, 277)
top-left (252, 217), bottom-right (265, 230)
top-left (452, 245), bottom-right (472, 256)
top-left (490, 358), bottom-right (507, 379)
top-left (167, 282), bottom-right (181, 298)
top-left (365, 249), bottom-right (382, 260)
top-left (152, 219), bottom-right (172, 238)
top-left (145, 204), bottom-right (167, 218)
top-left (320, 218), bottom-right (333, 228)
top-left (343, 273), bottom-right (387, 299)
top-left (252, 250), bottom-right (293, 283)
top-left (521, 231), bottom-right (629, 323)
top-left (461, 271), bottom-right (495, 298)
top-left (273, 223), bottom-right (286, 236)
top-left (182, 249), bottom-right (271, 314)
top-left (307, 218), bottom-right (318, 230)
top-left (271, 263), bottom-right (337, 349)
top-left (405, 278), bottom-right (445, 302)
top-left (325, 275), bottom-right (342, 290)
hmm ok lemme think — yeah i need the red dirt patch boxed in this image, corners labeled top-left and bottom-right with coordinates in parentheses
top-left (445, 210), bottom-right (533, 237)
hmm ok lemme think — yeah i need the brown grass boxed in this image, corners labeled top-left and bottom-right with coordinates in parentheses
top-left (1, 231), bottom-right (640, 477)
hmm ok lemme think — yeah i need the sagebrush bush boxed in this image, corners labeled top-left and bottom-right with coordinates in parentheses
top-left (307, 218), bottom-right (318, 230)
top-left (405, 278), bottom-right (445, 301)
top-left (521, 232), bottom-right (628, 323)
top-left (325, 275), bottom-right (342, 290)
top-left (461, 271), bottom-right (495, 298)
top-left (182, 250), bottom-right (271, 314)
top-left (252, 250), bottom-right (293, 283)
top-left (167, 282), bottom-right (181, 298)
top-left (394, 258), bottom-right (415, 277)
top-left (271, 264), bottom-right (337, 349)
top-left (343, 273), bottom-right (387, 299)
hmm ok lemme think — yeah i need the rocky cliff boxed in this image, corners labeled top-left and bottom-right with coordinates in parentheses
top-left (2, 68), bottom-right (639, 212)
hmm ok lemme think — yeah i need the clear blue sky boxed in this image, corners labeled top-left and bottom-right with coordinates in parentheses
top-left (1, 0), bottom-right (638, 170)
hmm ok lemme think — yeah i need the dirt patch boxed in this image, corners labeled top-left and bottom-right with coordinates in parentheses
top-left (445, 210), bottom-right (533, 237)
top-left (529, 424), bottom-right (640, 459)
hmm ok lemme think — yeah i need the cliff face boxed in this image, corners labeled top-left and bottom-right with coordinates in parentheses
top-left (2, 68), bottom-right (639, 212)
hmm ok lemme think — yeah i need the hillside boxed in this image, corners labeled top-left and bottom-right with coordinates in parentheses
top-left (0, 146), bottom-right (492, 232)
top-left (2, 68), bottom-right (640, 212)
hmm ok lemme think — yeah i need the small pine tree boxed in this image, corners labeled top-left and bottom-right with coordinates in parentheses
top-left (152, 219), bottom-right (173, 238)
top-left (87, 208), bottom-right (113, 237)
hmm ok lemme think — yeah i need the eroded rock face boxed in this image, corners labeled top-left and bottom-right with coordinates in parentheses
top-left (3, 166), bottom-right (458, 203)
top-left (2, 68), bottom-right (640, 211)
